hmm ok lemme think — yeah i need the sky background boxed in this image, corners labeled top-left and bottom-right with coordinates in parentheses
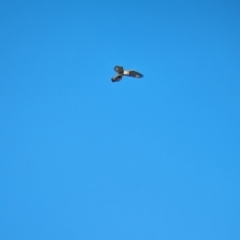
top-left (1, 0), bottom-right (240, 239)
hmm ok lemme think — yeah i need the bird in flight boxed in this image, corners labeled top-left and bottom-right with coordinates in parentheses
top-left (111, 66), bottom-right (143, 82)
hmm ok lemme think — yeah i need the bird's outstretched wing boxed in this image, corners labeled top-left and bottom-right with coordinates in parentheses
top-left (111, 75), bottom-right (122, 82)
top-left (114, 66), bottom-right (124, 74)
top-left (124, 70), bottom-right (143, 78)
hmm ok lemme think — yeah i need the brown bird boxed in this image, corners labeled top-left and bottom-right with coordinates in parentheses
top-left (111, 66), bottom-right (143, 82)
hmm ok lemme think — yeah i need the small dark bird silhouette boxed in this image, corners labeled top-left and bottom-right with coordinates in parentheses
top-left (111, 66), bottom-right (143, 82)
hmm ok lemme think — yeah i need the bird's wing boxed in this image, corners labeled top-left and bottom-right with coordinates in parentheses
top-left (124, 70), bottom-right (143, 78)
top-left (111, 75), bottom-right (122, 82)
top-left (114, 66), bottom-right (124, 74)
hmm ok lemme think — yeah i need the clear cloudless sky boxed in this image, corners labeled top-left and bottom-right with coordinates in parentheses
top-left (1, 0), bottom-right (240, 239)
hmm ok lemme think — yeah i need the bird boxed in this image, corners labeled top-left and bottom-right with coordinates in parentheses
top-left (111, 66), bottom-right (143, 82)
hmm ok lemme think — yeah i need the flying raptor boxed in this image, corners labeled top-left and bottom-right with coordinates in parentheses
top-left (111, 66), bottom-right (143, 82)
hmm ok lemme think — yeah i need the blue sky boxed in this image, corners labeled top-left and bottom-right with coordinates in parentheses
top-left (1, 0), bottom-right (240, 239)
